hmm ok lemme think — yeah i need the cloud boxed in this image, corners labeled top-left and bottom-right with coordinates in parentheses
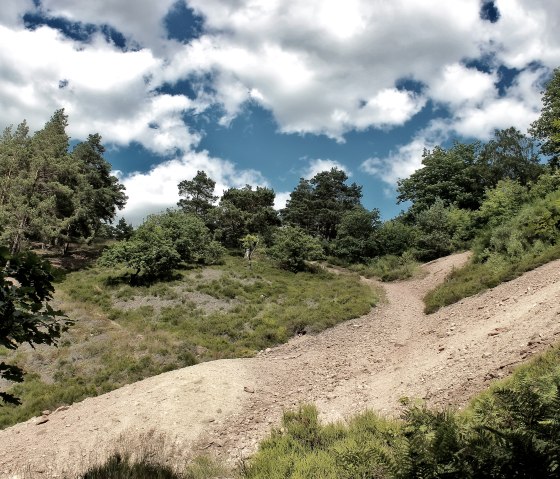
top-left (361, 66), bottom-right (547, 186)
top-left (2, 0), bottom-right (560, 219)
top-left (303, 158), bottom-right (350, 179)
top-left (119, 150), bottom-right (268, 225)
top-left (361, 117), bottom-right (455, 185)
top-left (0, 24), bottom-right (200, 154)
top-left (37, 0), bottom-right (179, 51)
top-left (273, 191), bottom-right (291, 211)
top-left (0, 0), bottom-right (34, 27)
top-left (166, 0), bottom-right (490, 139)
top-left (490, 0), bottom-right (560, 69)
top-left (429, 64), bottom-right (498, 108)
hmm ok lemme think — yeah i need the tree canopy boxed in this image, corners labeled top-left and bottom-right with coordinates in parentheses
top-left (177, 170), bottom-right (218, 218)
top-left (530, 67), bottom-right (560, 168)
top-left (0, 110), bottom-right (126, 254)
top-left (283, 168), bottom-right (362, 240)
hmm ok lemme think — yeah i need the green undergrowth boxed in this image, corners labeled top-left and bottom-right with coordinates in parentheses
top-left (81, 453), bottom-right (227, 479)
top-left (333, 253), bottom-right (420, 282)
top-left (243, 345), bottom-right (560, 479)
top-left (0, 254), bottom-right (376, 429)
top-left (424, 242), bottom-right (560, 313)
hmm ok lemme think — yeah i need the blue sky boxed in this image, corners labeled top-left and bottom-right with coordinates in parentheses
top-left (1, 0), bottom-right (559, 224)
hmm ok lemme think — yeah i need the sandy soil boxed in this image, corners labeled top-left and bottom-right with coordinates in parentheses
top-left (1, 252), bottom-right (559, 478)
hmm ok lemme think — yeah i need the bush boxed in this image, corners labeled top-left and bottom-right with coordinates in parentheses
top-left (351, 253), bottom-right (419, 282)
top-left (98, 211), bottom-right (224, 281)
top-left (268, 227), bottom-right (324, 272)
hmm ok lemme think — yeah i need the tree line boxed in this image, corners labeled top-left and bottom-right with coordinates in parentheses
top-left (0, 109), bottom-right (127, 255)
top-left (100, 67), bottom-right (560, 278)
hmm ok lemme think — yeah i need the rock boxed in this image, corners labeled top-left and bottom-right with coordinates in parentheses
top-left (36, 417), bottom-right (49, 425)
top-left (55, 405), bottom-right (69, 413)
top-left (438, 346), bottom-right (445, 352)
top-left (41, 410), bottom-right (51, 416)
top-left (244, 386), bottom-right (255, 394)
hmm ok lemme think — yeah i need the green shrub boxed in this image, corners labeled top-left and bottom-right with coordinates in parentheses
top-left (268, 227), bottom-right (324, 272)
top-left (82, 453), bottom-right (181, 479)
top-left (351, 253), bottom-right (419, 282)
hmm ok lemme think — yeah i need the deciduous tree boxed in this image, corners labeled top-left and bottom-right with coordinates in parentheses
top-left (530, 67), bottom-right (560, 167)
top-left (0, 247), bottom-right (72, 404)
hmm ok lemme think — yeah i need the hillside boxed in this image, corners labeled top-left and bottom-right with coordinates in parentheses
top-left (1, 252), bottom-right (559, 478)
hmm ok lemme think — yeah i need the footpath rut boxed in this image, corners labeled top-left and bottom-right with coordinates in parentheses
top-left (1, 252), bottom-right (560, 477)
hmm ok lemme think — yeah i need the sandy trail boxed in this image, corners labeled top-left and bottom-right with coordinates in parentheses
top-left (1, 252), bottom-right (559, 477)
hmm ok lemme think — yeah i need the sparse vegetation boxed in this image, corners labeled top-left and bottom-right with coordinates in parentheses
top-left (0, 253), bottom-right (376, 428)
top-left (243, 345), bottom-right (560, 479)
top-left (424, 188), bottom-right (560, 313)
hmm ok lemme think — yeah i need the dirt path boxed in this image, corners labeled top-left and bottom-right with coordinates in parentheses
top-left (2, 252), bottom-right (560, 477)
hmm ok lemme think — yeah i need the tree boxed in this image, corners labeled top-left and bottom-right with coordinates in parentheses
top-left (397, 142), bottom-right (484, 213)
top-left (2, 110), bottom-right (73, 253)
top-left (0, 247), bottom-right (72, 404)
top-left (479, 127), bottom-right (543, 186)
top-left (413, 199), bottom-right (456, 261)
top-left (374, 217), bottom-right (417, 257)
top-left (268, 226), bottom-right (324, 272)
top-left (64, 134), bottom-right (127, 250)
top-left (529, 67), bottom-right (560, 168)
top-left (478, 179), bottom-right (529, 228)
top-left (213, 185), bottom-right (280, 247)
top-left (330, 207), bottom-right (381, 263)
top-left (177, 171), bottom-right (218, 218)
top-left (99, 211), bottom-right (224, 281)
top-left (241, 234), bottom-right (260, 269)
top-left (114, 217), bottom-right (134, 240)
top-left (0, 111), bottom-right (127, 254)
top-left (283, 168), bottom-right (362, 240)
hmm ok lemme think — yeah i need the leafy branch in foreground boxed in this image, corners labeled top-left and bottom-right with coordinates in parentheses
top-left (0, 246), bottom-right (72, 404)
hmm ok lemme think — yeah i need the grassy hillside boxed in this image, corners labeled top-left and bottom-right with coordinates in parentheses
top-left (0, 253), bottom-right (377, 429)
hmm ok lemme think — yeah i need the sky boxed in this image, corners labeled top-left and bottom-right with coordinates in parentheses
top-left (1, 0), bottom-right (559, 225)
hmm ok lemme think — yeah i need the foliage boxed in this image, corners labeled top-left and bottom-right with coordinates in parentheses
top-left (413, 199), bottom-right (456, 261)
top-left (268, 226), bottom-right (325, 272)
top-left (530, 67), bottom-right (560, 167)
top-left (82, 453), bottom-right (181, 479)
top-left (65, 134), bottom-right (127, 249)
top-left (397, 130), bottom-right (544, 216)
top-left (283, 168), bottom-right (362, 241)
top-left (350, 253), bottom-right (419, 282)
top-left (397, 142), bottom-right (483, 212)
top-left (114, 217), bottom-right (134, 241)
top-left (242, 234), bottom-right (260, 262)
top-left (242, 404), bottom-right (404, 479)
top-left (99, 222), bottom-right (181, 281)
top-left (373, 218), bottom-right (417, 257)
top-left (330, 207), bottom-right (381, 263)
top-left (0, 111), bottom-right (126, 254)
top-left (424, 190), bottom-right (560, 313)
top-left (82, 449), bottom-right (227, 479)
top-left (99, 211), bottom-right (224, 281)
top-left (177, 170), bottom-right (218, 218)
top-left (212, 185), bottom-right (280, 247)
top-left (0, 247), bottom-right (72, 404)
top-left (478, 179), bottom-right (529, 228)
